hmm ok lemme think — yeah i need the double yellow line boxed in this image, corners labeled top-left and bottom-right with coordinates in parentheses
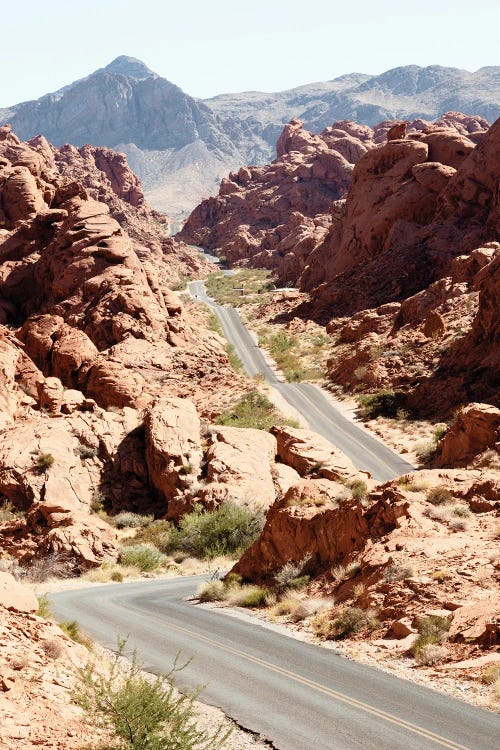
top-left (162, 616), bottom-right (471, 750)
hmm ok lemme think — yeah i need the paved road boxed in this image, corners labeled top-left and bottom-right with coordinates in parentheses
top-left (49, 577), bottom-right (499, 750)
top-left (188, 279), bottom-right (413, 481)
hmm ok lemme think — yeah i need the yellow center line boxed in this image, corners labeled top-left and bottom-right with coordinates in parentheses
top-left (121, 598), bottom-right (471, 750)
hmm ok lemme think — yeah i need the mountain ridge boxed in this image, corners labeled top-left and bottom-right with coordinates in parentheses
top-left (1, 58), bottom-right (499, 217)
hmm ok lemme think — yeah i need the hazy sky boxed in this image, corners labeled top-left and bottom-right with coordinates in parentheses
top-left (2, 0), bottom-right (499, 106)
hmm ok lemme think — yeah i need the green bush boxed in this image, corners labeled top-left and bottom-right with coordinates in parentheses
top-left (358, 390), bottom-right (407, 419)
top-left (73, 641), bottom-right (230, 750)
top-left (411, 615), bottom-right (450, 659)
top-left (119, 544), bottom-right (165, 572)
top-left (215, 389), bottom-right (298, 431)
top-left (328, 607), bottom-right (378, 639)
top-left (59, 620), bottom-right (93, 649)
top-left (166, 503), bottom-right (264, 560)
top-left (124, 520), bottom-right (173, 553)
top-left (349, 480), bottom-right (368, 501)
top-left (114, 512), bottom-right (154, 529)
top-left (35, 452), bottom-right (55, 470)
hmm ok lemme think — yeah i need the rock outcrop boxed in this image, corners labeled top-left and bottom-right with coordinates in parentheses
top-left (0, 126), bottom-right (245, 568)
top-left (439, 404), bottom-right (500, 466)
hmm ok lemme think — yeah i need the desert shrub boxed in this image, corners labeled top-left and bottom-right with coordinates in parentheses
top-left (179, 463), bottom-right (193, 476)
top-left (449, 518), bottom-right (469, 532)
top-left (415, 441), bottom-right (438, 464)
top-left (215, 389), bottom-right (298, 430)
top-left (41, 638), bottom-right (64, 659)
top-left (328, 607), bottom-right (379, 639)
top-left (0, 501), bottom-right (23, 522)
top-left (119, 544), bottom-right (165, 572)
top-left (73, 641), bottom-right (230, 750)
top-left (270, 595), bottom-right (302, 619)
top-left (114, 512), bottom-right (154, 529)
top-left (311, 606), bottom-right (377, 639)
top-left (274, 555), bottom-right (311, 592)
top-left (226, 344), bottom-right (244, 373)
top-left (433, 424), bottom-right (448, 441)
top-left (76, 444), bottom-right (98, 460)
top-left (414, 644), bottom-right (448, 666)
top-left (426, 486), bottom-right (454, 506)
top-left (59, 620), bottom-right (93, 649)
top-left (411, 615), bottom-right (450, 659)
top-left (35, 452), bottom-right (55, 470)
top-left (227, 585), bottom-right (268, 608)
top-left (383, 563), bottom-right (414, 582)
top-left (349, 480), bottom-right (368, 501)
top-left (290, 598), bottom-right (328, 623)
top-left (166, 503), bottom-right (265, 559)
top-left (124, 519), bottom-right (173, 552)
top-left (358, 390), bottom-right (406, 419)
top-left (197, 580), bottom-right (226, 603)
top-left (15, 554), bottom-right (72, 582)
top-left (111, 570), bottom-right (124, 582)
top-left (481, 665), bottom-right (500, 685)
top-left (430, 569), bottom-right (450, 583)
top-left (36, 595), bottom-right (52, 619)
top-left (451, 504), bottom-right (471, 517)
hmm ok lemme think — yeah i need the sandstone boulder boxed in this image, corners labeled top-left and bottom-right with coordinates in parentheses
top-left (440, 403), bottom-right (500, 465)
top-left (0, 572), bottom-right (38, 613)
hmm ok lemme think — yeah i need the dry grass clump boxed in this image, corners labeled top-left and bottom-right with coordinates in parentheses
top-left (227, 585), bottom-right (268, 608)
top-left (35, 451), bottom-right (55, 470)
top-left (274, 555), bottom-right (311, 592)
top-left (83, 562), bottom-right (141, 583)
top-left (59, 620), bottom-right (93, 649)
top-left (331, 560), bottom-right (361, 582)
top-left (411, 615), bottom-right (450, 661)
top-left (397, 476), bottom-right (430, 492)
top-left (40, 638), bottom-right (64, 660)
top-left (311, 606), bottom-right (378, 640)
top-left (349, 479), bottom-right (368, 501)
top-left (414, 644), bottom-right (448, 666)
top-left (118, 544), bottom-right (166, 572)
top-left (481, 664), bottom-right (500, 685)
top-left (383, 563), bottom-right (415, 582)
top-left (430, 569), bottom-right (451, 583)
top-left (196, 579), bottom-right (226, 602)
top-left (426, 486), bottom-right (454, 506)
top-left (11, 553), bottom-right (72, 582)
top-left (113, 512), bottom-right (154, 529)
top-left (270, 593), bottom-right (302, 619)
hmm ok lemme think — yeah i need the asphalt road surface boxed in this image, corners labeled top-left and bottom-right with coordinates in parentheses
top-left (49, 577), bottom-right (499, 750)
top-left (188, 279), bottom-right (414, 481)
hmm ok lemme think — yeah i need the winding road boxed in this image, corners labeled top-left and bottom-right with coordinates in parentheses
top-left (49, 577), bottom-right (499, 750)
top-left (188, 279), bottom-right (414, 482)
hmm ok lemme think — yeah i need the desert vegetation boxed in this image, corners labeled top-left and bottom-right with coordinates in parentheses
top-left (215, 389), bottom-right (299, 430)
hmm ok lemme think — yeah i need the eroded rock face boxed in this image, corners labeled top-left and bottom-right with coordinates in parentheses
top-left (198, 426), bottom-right (277, 514)
top-left (0, 572), bottom-right (38, 613)
top-left (271, 425), bottom-right (365, 482)
top-left (0, 126), bottom-right (250, 567)
top-left (180, 118), bottom-right (357, 284)
top-left (440, 404), bottom-right (500, 466)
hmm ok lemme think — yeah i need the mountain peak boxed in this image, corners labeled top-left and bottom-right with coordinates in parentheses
top-left (100, 56), bottom-right (155, 81)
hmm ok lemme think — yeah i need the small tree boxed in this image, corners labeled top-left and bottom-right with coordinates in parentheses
top-left (74, 640), bottom-right (230, 750)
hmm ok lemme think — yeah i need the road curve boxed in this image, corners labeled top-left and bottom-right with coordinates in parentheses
top-left (188, 279), bottom-right (414, 481)
top-left (49, 577), bottom-right (499, 750)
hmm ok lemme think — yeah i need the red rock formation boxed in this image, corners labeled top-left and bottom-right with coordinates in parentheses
top-left (439, 404), bottom-right (500, 466)
top-left (180, 118), bottom-right (358, 284)
top-left (0, 126), bottom-right (247, 567)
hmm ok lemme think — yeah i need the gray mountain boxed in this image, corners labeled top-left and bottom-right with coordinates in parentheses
top-left (2, 57), bottom-right (499, 218)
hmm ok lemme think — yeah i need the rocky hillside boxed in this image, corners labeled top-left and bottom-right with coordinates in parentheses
top-left (183, 113), bottom-right (500, 417)
top-left (2, 58), bottom-right (499, 217)
top-left (0, 125), bottom-right (250, 571)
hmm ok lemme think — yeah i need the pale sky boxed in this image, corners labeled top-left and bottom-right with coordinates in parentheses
top-left (1, 0), bottom-right (499, 106)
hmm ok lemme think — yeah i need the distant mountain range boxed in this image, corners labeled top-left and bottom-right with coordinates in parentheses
top-left (1, 56), bottom-right (499, 218)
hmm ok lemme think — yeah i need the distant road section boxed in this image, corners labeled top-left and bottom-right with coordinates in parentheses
top-left (188, 278), bottom-right (414, 481)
